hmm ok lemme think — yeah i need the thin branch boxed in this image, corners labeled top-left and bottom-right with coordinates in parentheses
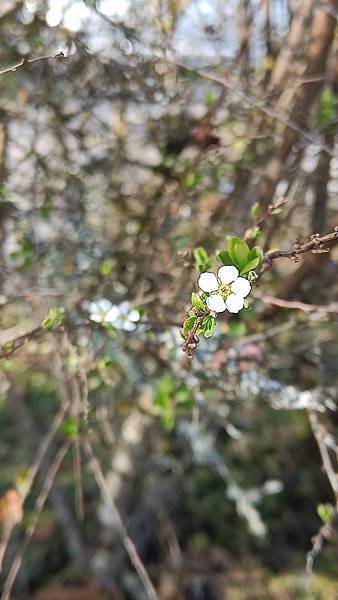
top-left (305, 510), bottom-right (338, 581)
top-left (0, 394), bottom-right (70, 572)
top-left (260, 228), bottom-right (338, 274)
top-left (1, 440), bottom-right (70, 600)
top-left (0, 52), bottom-right (65, 78)
top-left (253, 291), bottom-right (338, 314)
top-left (159, 56), bottom-right (334, 156)
top-left (82, 437), bottom-right (159, 600)
top-left (307, 409), bottom-right (338, 503)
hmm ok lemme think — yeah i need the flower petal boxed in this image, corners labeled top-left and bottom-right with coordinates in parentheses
top-left (104, 306), bottom-right (120, 323)
top-left (198, 272), bottom-right (219, 293)
top-left (89, 312), bottom-right (102, 323)
top-left (99, 299), bottom-right (113, 312)
top-left (231, 277), bottom-right (251, 298)
top-left (207, 293), bottom-right (226, 313)
top-left (217, 265), bottom-right (239, 284)
top-left (226, 293), bottom-right (244, 313)
top-left (123, 320), bottom-right (137, 332)
top-left (128, 309), bottom-right (140, 323)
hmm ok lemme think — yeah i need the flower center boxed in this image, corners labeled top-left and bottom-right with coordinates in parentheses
top-left (218, 283), bottom-right (232, 298)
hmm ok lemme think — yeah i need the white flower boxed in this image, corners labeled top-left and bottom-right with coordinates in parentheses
top-left (198, 265), bottom-right (251, 314)
top-left (89, 299), bottom-right (119, 323)
top-left (89, 299), bottom-right (140, 330)
top-left (114, 301), bottom-right (140, 332)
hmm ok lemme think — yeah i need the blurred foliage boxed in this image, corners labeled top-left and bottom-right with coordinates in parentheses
top-left (0, 1), bottom-right (337, 599)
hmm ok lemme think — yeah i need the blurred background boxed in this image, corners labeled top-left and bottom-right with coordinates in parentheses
top-left (0, 1), bottom-right (337, 598)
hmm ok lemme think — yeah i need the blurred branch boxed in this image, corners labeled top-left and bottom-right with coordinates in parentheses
top-left (162, 56), bottom-right (335, 155)
top-left (305, 510), bottom-right (338, 581)
top-left (253, 291), bottom-right (338, 314)
top-left (82, 437), bottom-right (159, 600)
top-left (307, 409), bottom-right (338, 503)
top-left (0, 51), bottom-right (65, 78)
top-left (1, 440), bottom-right (71, 600)
top-left (0, 388), bottom-right (70, 572)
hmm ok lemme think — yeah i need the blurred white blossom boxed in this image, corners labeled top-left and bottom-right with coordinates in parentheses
top-left (89, 299), bottom-right (140, 330)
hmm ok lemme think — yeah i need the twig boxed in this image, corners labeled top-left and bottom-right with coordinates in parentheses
top-left (253, 291), bottom-right (338, 314)
top-left (82, 437), bottom-right (159, 600)
top-left (1, 440), bottom-right (70, 600)
top-left (0, 393), bottom-right (70, 572)
top-left (305, 510), bottom-right (338, 580)
top-left (159, 56), bottom-right (334, 156)
top-left (0, 52), bottom-right (65, 78)
top-left (307, 409), bottom-right (338, 502)
top-left (305, 406), bottom-right (338, 583)
top-left (260, 227), bottom-right (338, 274)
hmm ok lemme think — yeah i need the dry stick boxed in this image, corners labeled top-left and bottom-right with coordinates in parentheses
top-left (0, 51), bottom-right (65, 78)
top-left (1, 440), bottom-right (70, 600)
top-left (82, 437), bottom-right (159, 600)
top-left (0, 395), bottom-right (70, 572)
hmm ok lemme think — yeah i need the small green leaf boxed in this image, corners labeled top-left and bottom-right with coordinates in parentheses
top-left (317, 503), bottom-right (334, 524)
top-left (250, 202), bottom-right (261, 218)
top-left (183, 171), bottom-right (203, 190)
top-left (247, 246), bottom-right (264, 267)
top-left (194, 246), bottom-right (212, 272)
top-left (60, 416), bottom-right (79, 439)
top-left (202, 315), bottom-right (216, 338)
top-left (191, 292), bottom-right (205, 310)
top-left (218, 250), bottom-right (233, 265)
top-left (228, 237), bottom-right (250, 269)
top-left (271, 207), bottom-right (283, 216)
top-left (183, 316), bottom-right (197, 331)
top-left (317, 88), bottom-right (337, 125)
top-left (240, 257), bottom-right (261, 274)
top-left (101, 259), bottom-right (113, 276)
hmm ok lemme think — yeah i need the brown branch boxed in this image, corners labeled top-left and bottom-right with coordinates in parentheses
top-left (253, 291), bottom-right (338, 314)
top-left (160, 56), bottom-right (334, 156)
top-left (260, 227), bottom-right (338, 274)
top-left (305, 510), bottom-right (338, 580)
top-left (1, 440), bottom-right (71, 600)
top-left (82, 437), bottom-right (159, 600)
top-left (307, 409), bottom-right (338, 504)
top-left (0, 51), bottom-right (65, 78)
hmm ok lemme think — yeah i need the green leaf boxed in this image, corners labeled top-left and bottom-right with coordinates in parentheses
top-left (194, 246), bottom-right (212, 272)
top-left (60, 416), bottom-right (79, 439)
top-left (271, 207), bottom-right (283, 216)
top-left (191, 292), bottom-right (205, 310)
top-left (100, 259), bottom-right (113, 276)
top-left (228, 237), bottom-right (250, 269)
top-left (183, 171), bottom-right (203, 190)
top-left (183, 316), bottom-right (197, 331)
top-left (248, 246), bottom-right (263, 261)
top-left (202, 315), bottom-right (216, 338)
top-left (317, 88), bottom-right (337, 125)
top-left (250, 202), bottom-right (261, 218)
top-left (217, 250), bottom-right (233, 265)
top-left (317, 503), bottom-right (334, 524)
top-left (240, 257), bottom-right (261, 274)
